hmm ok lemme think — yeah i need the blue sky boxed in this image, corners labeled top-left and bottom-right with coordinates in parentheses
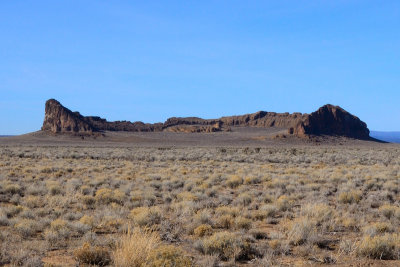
top-left (1, 1), bottom-right (399, 134)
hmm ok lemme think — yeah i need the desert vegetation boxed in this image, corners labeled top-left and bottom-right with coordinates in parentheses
top-left (0, 145), bottom-right (399, 266)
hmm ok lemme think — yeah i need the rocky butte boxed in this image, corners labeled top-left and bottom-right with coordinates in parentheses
top-left (41, 99), bottom-right (370, 139)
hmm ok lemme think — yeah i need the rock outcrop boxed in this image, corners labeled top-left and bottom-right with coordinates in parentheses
top-left (41, 99), bottom-right (370, 139)
top-left (42, 99), bottom-right (94, 133)
top-left (292, 104), bottom-right (370, 139)
top-left (41, 99), bottom-right (161, 133)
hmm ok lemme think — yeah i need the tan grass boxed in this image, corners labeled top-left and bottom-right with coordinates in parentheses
top-left (113, 228), bottom-right (160, 267)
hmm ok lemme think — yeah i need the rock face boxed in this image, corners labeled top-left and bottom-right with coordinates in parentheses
top-left (41, 99), bottom-right (161, 133)
top-left (41, 99), bottom-right (370, 139)
top-left (219, 111), bottom-right (307, 128)
top-left (42, 99), bottom-right (94, 133)
top-left (292, 105), bottom-right (370, 139)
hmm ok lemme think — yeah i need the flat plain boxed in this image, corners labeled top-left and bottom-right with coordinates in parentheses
top-left (0, 130), bottom-right (399, 266)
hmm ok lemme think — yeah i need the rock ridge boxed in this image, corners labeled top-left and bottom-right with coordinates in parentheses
top-left (41, 99), bottom-right (370, 139)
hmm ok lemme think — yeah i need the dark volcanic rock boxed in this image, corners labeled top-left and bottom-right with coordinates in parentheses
top-left (41, 99), bottom-right (370, 139)
top-left (42, 99), bottom-right (94, 133)
top-left (164, 112), bottom-right (307, 129)
top-left (292, 104), bottom-right (370, 139)
top-left (219, 111), bottom-right (307, 128)
top-left (84, 116), bottom-right (163, 132)
top-left (41, 99), bottom-right (160, 133)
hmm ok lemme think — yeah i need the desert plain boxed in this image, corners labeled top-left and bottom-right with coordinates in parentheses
top-left (0, 129), bottom-right (399, 267)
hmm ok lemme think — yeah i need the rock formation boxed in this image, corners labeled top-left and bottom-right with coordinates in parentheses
top-left (42, 99), bottom-right (162, 133)
top-left (292, 105), bottom-right (370, 139)
top-left (41, 99), bottom-right (370, 139)
top-left (42, 99), bottom-right (94, 133)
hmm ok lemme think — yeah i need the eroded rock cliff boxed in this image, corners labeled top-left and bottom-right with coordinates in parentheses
top-left (41, 99), bottom-right (94, 133)
top-left (41, 99), bottom-right (370, 139)
top-left (292, 104), bottom-right (370, 139)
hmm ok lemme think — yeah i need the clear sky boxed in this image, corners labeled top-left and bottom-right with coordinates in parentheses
top-left (1, 1), bottom-right (399, 134)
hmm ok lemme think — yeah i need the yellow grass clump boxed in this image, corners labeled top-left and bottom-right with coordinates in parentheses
top-left (113, 228), bottom-right (160, 267)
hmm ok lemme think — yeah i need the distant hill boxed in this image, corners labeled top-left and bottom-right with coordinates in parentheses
top-left (41, 99), bottom-right (371, 140)
top-left (370, 131), bottom-right (400, 143)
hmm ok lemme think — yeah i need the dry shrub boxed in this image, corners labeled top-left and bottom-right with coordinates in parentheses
top-left (201, 231), bottom-right (257, 261)
top-left (276, 195), bottom-right (291, 211)
top-left (363, 222), bottom-right (393, 236)
top-left (4, 183), bottom-right (22, 194)
top-left (81, 185), bottom-right (91, 195)
top-left (285, 217), bottom-right (317, 246)
top-left (4, 205), bottom-right (23, 217)
top-left (177, 191), bottom-right (198, 201)
top-left (95, 188), bottom-right (125, 204)
top-left (256, 204), bottom-right (278, 219)
top-left (74, 242), bottom-right (111, 266)
top-left (338, 191), bottom-right (362, 204)
top-left (130, 207), bottom-right (162, 227)
top-left (236, 193), bottom-right (252, 206)
top-left (339, 239), bottom-right (357, 255)
top-left (14, 219), bottom-right (40, 238)
top-left (82, 195), bottom-right (96, 206)
top-left (194, 224), bottom-right (213, 237)
top-left (95, 188), bottom-right (114, 204)
top-left (24, 195), bottom-right (45, 208)
top-left (201, 231), bottom-right (237, 260)
top-left (80, 215), bottom-right (95, 228)
top-left (50, 219), bottom-right (68, 231)
top-left (145, 245), bottom-right (193, 267)
top-left (45, 218), bottom-right (72, 245)
top-left (113, 228), bottom-right (160, 267)
top-left (301, 203), bottom-right (334, 224)
top-left (195, 254), bottom-right (219, 267)
top-left (336, 216), bottom-right (359, 231)
top-left (357, 234), bottom-right (399, 260)
top-left (226, 175), bottom-right (243, 188)
top-left (102, 216), bottom-right (123, 231)
top-left (215, 206), bottom-right (240, 217)
top-left (113, 189), bottom-right (126, 204)
top-left (46, 181), bottom-right (62, 195)
top-left (234, 216), bottom-right (252, 230)
top-left (269, 239), bottom-right (280, 250)
top-left (249, 229), bottom-right (268, 240)
top-left (216, 215), bottom-right (234, 229)
top-left (244, 176), bottom-right (261, 185)
top-left (0, 210), bottom-right (9, 226)
top-left (379, 204), bottom-right (399, 219)
top-left (193, 210), bottom-right (212, 225)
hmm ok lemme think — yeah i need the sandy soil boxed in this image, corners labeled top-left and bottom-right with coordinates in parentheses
top-left (0, 127), bottom-right (393, 148)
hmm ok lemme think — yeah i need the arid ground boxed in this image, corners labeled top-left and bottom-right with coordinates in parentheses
top-left (0, 130), bottom-right (399, 266)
